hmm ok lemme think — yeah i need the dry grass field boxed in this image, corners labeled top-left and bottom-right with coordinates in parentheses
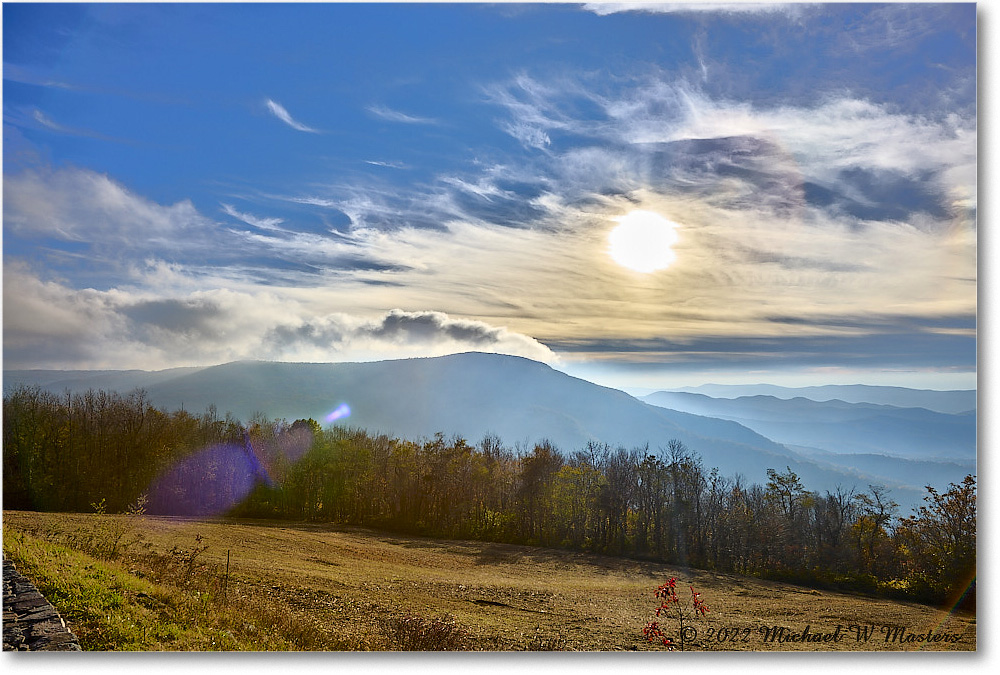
top-left (2, 510), bottom-right (975, 651)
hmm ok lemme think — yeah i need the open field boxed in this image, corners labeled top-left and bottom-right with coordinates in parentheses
top-left (3, 510), bottom-right (975, 651)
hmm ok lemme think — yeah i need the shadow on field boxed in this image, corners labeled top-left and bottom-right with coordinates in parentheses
top-left (213, 517), bottom-right (726, 582)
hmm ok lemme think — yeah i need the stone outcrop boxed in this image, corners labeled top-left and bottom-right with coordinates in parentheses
top-left (3, 559), bottom-right (81, 651)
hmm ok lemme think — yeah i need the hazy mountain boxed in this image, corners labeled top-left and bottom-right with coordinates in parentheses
top-left (788, 446), bottom-right (974, 494)
top-left (670, 383), bottom-right (976, 414)
top-left (5, 353), bottom-right (959, 511)
top-left (2, 366), bottom-right (206, 394)
top-left (641, 392), bottom-right (976, 464)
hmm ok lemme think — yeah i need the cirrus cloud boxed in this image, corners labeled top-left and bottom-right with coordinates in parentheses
top-left (265, 98), bottom-right (319, 133)
top-left (367, 104), bottom-right (438, 125)
top-left (583, 3), bottom-right (812, 16)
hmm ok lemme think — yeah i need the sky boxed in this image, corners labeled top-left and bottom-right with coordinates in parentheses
top-left (1, 2), bottom-right (978, 393)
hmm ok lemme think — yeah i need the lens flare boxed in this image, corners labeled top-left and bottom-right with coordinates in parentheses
top-left (146, 442), bottom-right (261, 517)
top-left (325, 403), bottom-right (351, 423)
top-left (243, 430), bottom-right (273, 487)
top-left (145, 422), bottom-right (316, 516)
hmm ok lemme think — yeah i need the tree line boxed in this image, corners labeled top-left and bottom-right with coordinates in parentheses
top-left (3, 385), bottom-right (975, 608)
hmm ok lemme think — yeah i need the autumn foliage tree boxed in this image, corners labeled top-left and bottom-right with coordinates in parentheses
top-left (895, 475), bottom-right (976, 606)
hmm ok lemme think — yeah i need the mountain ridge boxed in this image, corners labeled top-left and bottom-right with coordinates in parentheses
top-left (5, 352), bottom-right (973, 512)
top-left (669, 383), bottom-right (975, 414)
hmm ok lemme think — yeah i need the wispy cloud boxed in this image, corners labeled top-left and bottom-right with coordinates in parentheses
top-left (264, 98), bottom-right (319, 133)
top-left (221, 203), bottom-right (287, 232)
top-left (584, 3), bottom-right (812, 16)
top-left (835, 3), bottom-right (943, 53)
top-left (2, 167), bottom-right (316, 285)
top-left (367, 104), bottom-right (437, 125)
top-left (3, 63), bottom-right (82, 90)
top-left (3, 63), bottom-right (189, 105)
top-left (482, 73), bottom-right (591, 150)
top-left (32, 109), bottom-right (72, 133)
top-left (440, 176), bottom-right (514, 202)
top-left (279, 195), bottom-right (341, 208)
top-left (485, 73), bottom-right (976, 216)
top-left (29, 108), bottom-right (121, 142)
top-left (365, 160), bottom-right (408, 169)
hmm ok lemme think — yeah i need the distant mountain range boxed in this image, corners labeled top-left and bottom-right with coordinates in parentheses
top-left (668, 383), bottom-right (976, 415)
top-left (640, 392), bottom-right (975, 463)
top-left (4, 353), bottom-right (977, 513)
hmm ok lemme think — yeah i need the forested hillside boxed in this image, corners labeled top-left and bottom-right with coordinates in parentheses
top-left (3, 385), bottom-right (975, 609)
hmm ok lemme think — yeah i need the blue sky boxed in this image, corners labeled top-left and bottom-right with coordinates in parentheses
top-left (2, 2), bottom-right (978, 391)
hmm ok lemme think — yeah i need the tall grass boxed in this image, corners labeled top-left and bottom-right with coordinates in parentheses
top-left (2, 524), bottom-right (353, 650)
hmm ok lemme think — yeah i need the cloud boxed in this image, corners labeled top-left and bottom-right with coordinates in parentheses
top-left (221, 203), bottom-right (287, 232)
top-left (583, 3), bottom-right (812, 17)
top-left (440, 176), bottom-right (516, 202)
top-left (483, 74), bottom-right (576, 150)
top-left (367, 104), bottom-right (437, 125)
top-left (4, 61), bottom-right (975, 380)
top-left (546, 318), bottom-right (976, 370)
top-left (2, 166), bottom-right (406, 286)
top-left (30, 109), bottom-right (122, 142)
top-left (2, 62), bottom-right (189, 105)
top-left (2, 262), bottom-right (128, 367)
top-left (279, 195), bottom-right (341, 208)
top-left (3, 63), bottom-right (83, 90)
top-left (3, 166), bottom-right (212, 246)
top-left (485, 73), bottom-right (976, 223)
top-left (364, 160), bottom-right (408, 169)
top-left (264, 309), bottom-right (556, 364)
top-left (1, 263), bottom-right (555, 369)
top-left (503, 121), bottom-right (551, 150)
top-left (834, 3), bottom-right (944, 53)
top-left (2, 263), bottom-right (288, 370)
top-left (1, 106), bottom-right (126, 144)
top-left (319, 71), bottom-right (975, 356)
top-left (265, 98), bottom-right (319, 133)
top-left (32, 109), bottom-right (73, 133)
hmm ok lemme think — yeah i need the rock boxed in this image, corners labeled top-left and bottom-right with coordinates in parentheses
top-left (2, 561), bottom-right (81, 651)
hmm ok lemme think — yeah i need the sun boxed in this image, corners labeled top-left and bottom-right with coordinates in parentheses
top-left (607, 210), bottom-right (679, 273)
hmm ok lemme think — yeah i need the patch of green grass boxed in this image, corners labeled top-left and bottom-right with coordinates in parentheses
top-left (3, 525), bottom-right (353, 651)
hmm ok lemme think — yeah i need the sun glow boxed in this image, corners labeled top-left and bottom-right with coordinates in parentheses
top-left (607, 210), bottom-right (679, 273)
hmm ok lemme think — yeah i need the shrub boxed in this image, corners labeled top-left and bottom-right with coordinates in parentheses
top-left (642, 578), bottom-right (709, 651)
top-left (385, 613), bottom-right (468, 651)
top-left (68, 496), bottom-right (148, 561)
